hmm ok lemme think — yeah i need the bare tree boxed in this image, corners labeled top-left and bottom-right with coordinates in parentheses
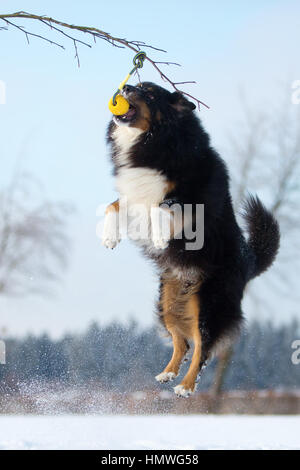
top-left (0, 11), bottom-right (208, 109)
top-left (210, 87), bottom-right (300, 402)
top-left (0, 171), bottom-right (71, 296)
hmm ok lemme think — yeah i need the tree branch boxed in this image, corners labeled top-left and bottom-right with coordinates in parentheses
top-left (0, 11), bottom-right (209, 109)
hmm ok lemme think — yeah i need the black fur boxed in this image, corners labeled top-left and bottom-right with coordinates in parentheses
top-left (106, 82), bottom-right (280, 369)
top-left (242, 195), bottom-right (280, 279)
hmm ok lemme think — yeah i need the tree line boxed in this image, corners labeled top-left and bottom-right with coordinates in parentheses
top-left (0, 318), bottom-right (299, 394)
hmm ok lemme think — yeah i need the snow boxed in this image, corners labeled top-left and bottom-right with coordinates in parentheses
top-left (0, 415), bottom-right (299, 450)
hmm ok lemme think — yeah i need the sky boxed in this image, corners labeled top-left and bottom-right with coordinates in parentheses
top-left (0, 0), bottom-right (299, 337)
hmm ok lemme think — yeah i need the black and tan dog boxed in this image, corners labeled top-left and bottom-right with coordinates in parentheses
top-left (102, 82), bottom-right (280, 397)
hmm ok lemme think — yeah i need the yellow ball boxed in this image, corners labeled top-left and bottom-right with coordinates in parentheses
top-left (108, 95), bottom-right (130, 115)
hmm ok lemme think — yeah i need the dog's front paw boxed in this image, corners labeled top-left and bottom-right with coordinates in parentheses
top-left (152, 236), bottom-right (169, 250)
top-left (101, 212), bottom-right (120, 250)
top-left (151, 206), bottom-right (171, 250)
top-left (102, 236), bottom-right (120, 250)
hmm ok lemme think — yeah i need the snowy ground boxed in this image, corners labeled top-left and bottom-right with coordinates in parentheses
top-left (0, 415), bottom-right (299, 450)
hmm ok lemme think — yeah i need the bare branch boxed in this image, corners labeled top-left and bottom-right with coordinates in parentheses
top-left (0, 11), bottom-right (209, 109)
top-left (2, 18), bottom-right (65, 49)
top-left (0, 172), bottom-right (72, 297)
top-left (154, 61), bottom-right (181, 67)
top-left (173, 81), bottom-right (196, 85)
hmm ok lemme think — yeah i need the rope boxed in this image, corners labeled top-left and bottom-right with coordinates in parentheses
top-left (112, 51), bottom-right (146, 105)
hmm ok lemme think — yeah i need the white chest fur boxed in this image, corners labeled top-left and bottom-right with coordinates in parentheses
top-left (116, 167), bottom-right (168, 207)
top-left (110, 125), bottom-right (170, 250)
top-left (112, 125), bottom-right (168, 207)
top-left (115, 167), bottom-right (170, 250)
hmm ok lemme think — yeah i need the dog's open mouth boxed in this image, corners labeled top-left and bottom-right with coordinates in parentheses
top-left (115, 104), bottom-right (137, 123)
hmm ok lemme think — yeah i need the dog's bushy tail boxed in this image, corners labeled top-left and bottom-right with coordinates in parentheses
top-left (243, 195), bottom-right (280, 279)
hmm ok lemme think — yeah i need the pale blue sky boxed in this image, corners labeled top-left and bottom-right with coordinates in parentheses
top-left (0, 0), bottom-right (299, 337)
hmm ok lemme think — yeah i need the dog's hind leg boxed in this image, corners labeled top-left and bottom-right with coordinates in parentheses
top-left (174, 294), bottom-right (202, 397)
top-left (155, 330), bottom-right (189, 383)
top-left (156, 276), bottom-right (189, 383)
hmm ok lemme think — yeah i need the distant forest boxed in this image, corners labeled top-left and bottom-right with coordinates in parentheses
top-left (1, 319), bottom-right (299, 393)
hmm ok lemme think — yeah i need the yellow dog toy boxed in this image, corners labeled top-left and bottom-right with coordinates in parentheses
top-left (108, 51), bottom-right (147, 115)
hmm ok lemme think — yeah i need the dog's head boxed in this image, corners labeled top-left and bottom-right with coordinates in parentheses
top-left (112, 82), bottom-right (196, 132)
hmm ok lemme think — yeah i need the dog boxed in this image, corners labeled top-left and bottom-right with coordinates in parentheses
top-left (102, 82), bottom-right (280, 397)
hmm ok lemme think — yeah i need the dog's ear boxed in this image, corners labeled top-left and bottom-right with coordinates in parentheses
top-left (169, 92), bottom-right (196, 113)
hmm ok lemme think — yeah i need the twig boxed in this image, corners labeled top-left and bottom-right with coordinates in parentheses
top-left (154, 61), bottom-right (181, 67)
top-left (2, 18), bottom-right (65, 49)
top-left (145, 55), bottom-right (209, 109)
top-left (0, 11), bottom-right (209, 109)
top-left (173, 81), bottom-right (196, 85)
